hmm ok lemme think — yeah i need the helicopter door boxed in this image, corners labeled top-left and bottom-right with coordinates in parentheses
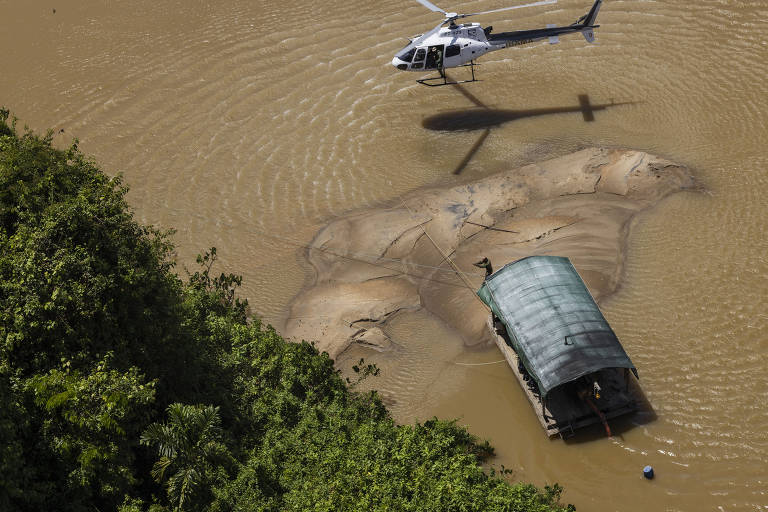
top-left (411, 47), bottom-right (426, 69)
top-left (444, 44), bottom-right (461, 67)
top-left (424, 45), bottom-right (444, 70)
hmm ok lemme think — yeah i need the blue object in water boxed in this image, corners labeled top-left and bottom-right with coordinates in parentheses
top-left (643, 465), bottom-right (654, 479)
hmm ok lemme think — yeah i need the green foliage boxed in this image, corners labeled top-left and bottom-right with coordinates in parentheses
top-left (0, 109), bottom-right (574, 512)
top-left (0, 108), bottom-right (13, 136)
top-left (207, 323), bottom-right (573, 511)
top-left (0, 367), bottom-right (35, 509)
top-left (26, 355), bottom-right (156, 504)
top-left (346, 357), bottom-right (380, 387)
top-left (142, 404), bottom-right (232, 511)
top-left (186, 247), bottom-right (248, 322)
top-left (0, 112), bottom-right (185, 384)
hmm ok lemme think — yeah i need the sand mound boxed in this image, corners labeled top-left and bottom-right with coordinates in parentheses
top-left (284, 148), bottom-right (696, 359)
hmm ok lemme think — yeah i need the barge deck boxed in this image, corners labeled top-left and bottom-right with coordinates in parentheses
top-left (488, 316), bottom-right (636, 438)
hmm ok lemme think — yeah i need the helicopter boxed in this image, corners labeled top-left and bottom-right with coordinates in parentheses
top-left (392, 0), bottom-right (603, 86)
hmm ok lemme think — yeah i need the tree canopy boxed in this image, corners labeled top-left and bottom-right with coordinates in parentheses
top-left (0, 108), bottom-right (574, 512)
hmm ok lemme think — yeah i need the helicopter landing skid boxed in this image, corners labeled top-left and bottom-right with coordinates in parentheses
top-left (416, 61), bottom-right (479, 87)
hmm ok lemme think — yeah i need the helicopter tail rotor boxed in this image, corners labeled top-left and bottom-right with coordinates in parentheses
top-left (580, 0), bottom-right (602, 27)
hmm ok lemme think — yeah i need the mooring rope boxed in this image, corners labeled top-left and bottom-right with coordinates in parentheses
top-left (179, 206), bottom-right (487, 280)
top-left (398, 197), bottom-right (492, 312)
top-left (454, 359), bottom-right (506, 366)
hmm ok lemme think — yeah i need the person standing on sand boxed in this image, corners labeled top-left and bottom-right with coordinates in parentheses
top-left (473, 257), bottom-right (493, 278)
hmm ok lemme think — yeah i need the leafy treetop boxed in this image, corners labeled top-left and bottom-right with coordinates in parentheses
top-left (0, 109), bottom-right (574, 512)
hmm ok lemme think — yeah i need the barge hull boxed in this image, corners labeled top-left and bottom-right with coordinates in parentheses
top-left (488, 316), bottom-right (637, 438)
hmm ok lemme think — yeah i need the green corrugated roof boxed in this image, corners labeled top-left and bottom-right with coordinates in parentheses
top-left (477, 256), bottom-right (637, 398)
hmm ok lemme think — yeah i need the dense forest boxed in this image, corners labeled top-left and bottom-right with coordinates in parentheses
top-left (0, 108), bottom-right (574, 511)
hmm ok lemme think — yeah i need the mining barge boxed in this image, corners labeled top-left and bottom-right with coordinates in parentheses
top-left (477, 256), bottom-right (639, 438)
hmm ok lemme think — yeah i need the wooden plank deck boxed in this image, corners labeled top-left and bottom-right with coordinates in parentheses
top-left (487, 316), bottom-right (637, 438)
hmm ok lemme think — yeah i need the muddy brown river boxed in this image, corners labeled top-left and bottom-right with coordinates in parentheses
top-left (2, 0), bottom-right (767, 509)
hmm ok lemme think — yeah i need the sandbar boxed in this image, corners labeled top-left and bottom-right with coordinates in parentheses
top-left (284, 148), bottom-right (696, 359)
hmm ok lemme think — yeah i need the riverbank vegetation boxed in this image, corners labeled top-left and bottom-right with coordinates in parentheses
top-left (0, 109), bottom-right (574, 511)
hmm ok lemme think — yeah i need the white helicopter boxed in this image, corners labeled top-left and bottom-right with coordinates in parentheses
top-left (392, 0), bottom-right (603, 86)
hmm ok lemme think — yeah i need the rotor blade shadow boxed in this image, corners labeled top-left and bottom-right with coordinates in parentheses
top-left (446, 73), bottom-right (488, 109)
top-left (423, 96), bottom-right (637, 132)
top-left (443, 72), bottom-right (492, 175)
top-left (453, 129), bottom-right (491, 175)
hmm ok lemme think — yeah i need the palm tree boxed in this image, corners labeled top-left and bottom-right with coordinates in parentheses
top-left (141, 403), bottom-right (229, 511)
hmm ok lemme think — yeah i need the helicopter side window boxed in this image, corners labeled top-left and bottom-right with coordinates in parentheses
top-left (413, 48), bottom-right (426, 61)
top-left (397, 48), bottom-right (416, 63)
top-left (445, 44), bottom-right (460, 58)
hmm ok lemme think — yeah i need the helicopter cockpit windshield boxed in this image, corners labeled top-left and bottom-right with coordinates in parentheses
top-left (396, 46), bottom-right (416, 63)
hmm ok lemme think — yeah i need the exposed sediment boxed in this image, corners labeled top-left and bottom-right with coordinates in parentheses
top-left (284, 148), bottom-right (696, 359)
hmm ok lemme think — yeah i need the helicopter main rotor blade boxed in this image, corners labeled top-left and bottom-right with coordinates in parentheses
top-left (412, 19), bottom-right (448, 45)
top-left (464, 0), bottom-right (556, 18)
top-left (414, 0), bottom-right (447, 14)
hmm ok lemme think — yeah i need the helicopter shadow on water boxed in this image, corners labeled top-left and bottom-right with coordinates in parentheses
top-left (422, 77), bottom-right (637, 175)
